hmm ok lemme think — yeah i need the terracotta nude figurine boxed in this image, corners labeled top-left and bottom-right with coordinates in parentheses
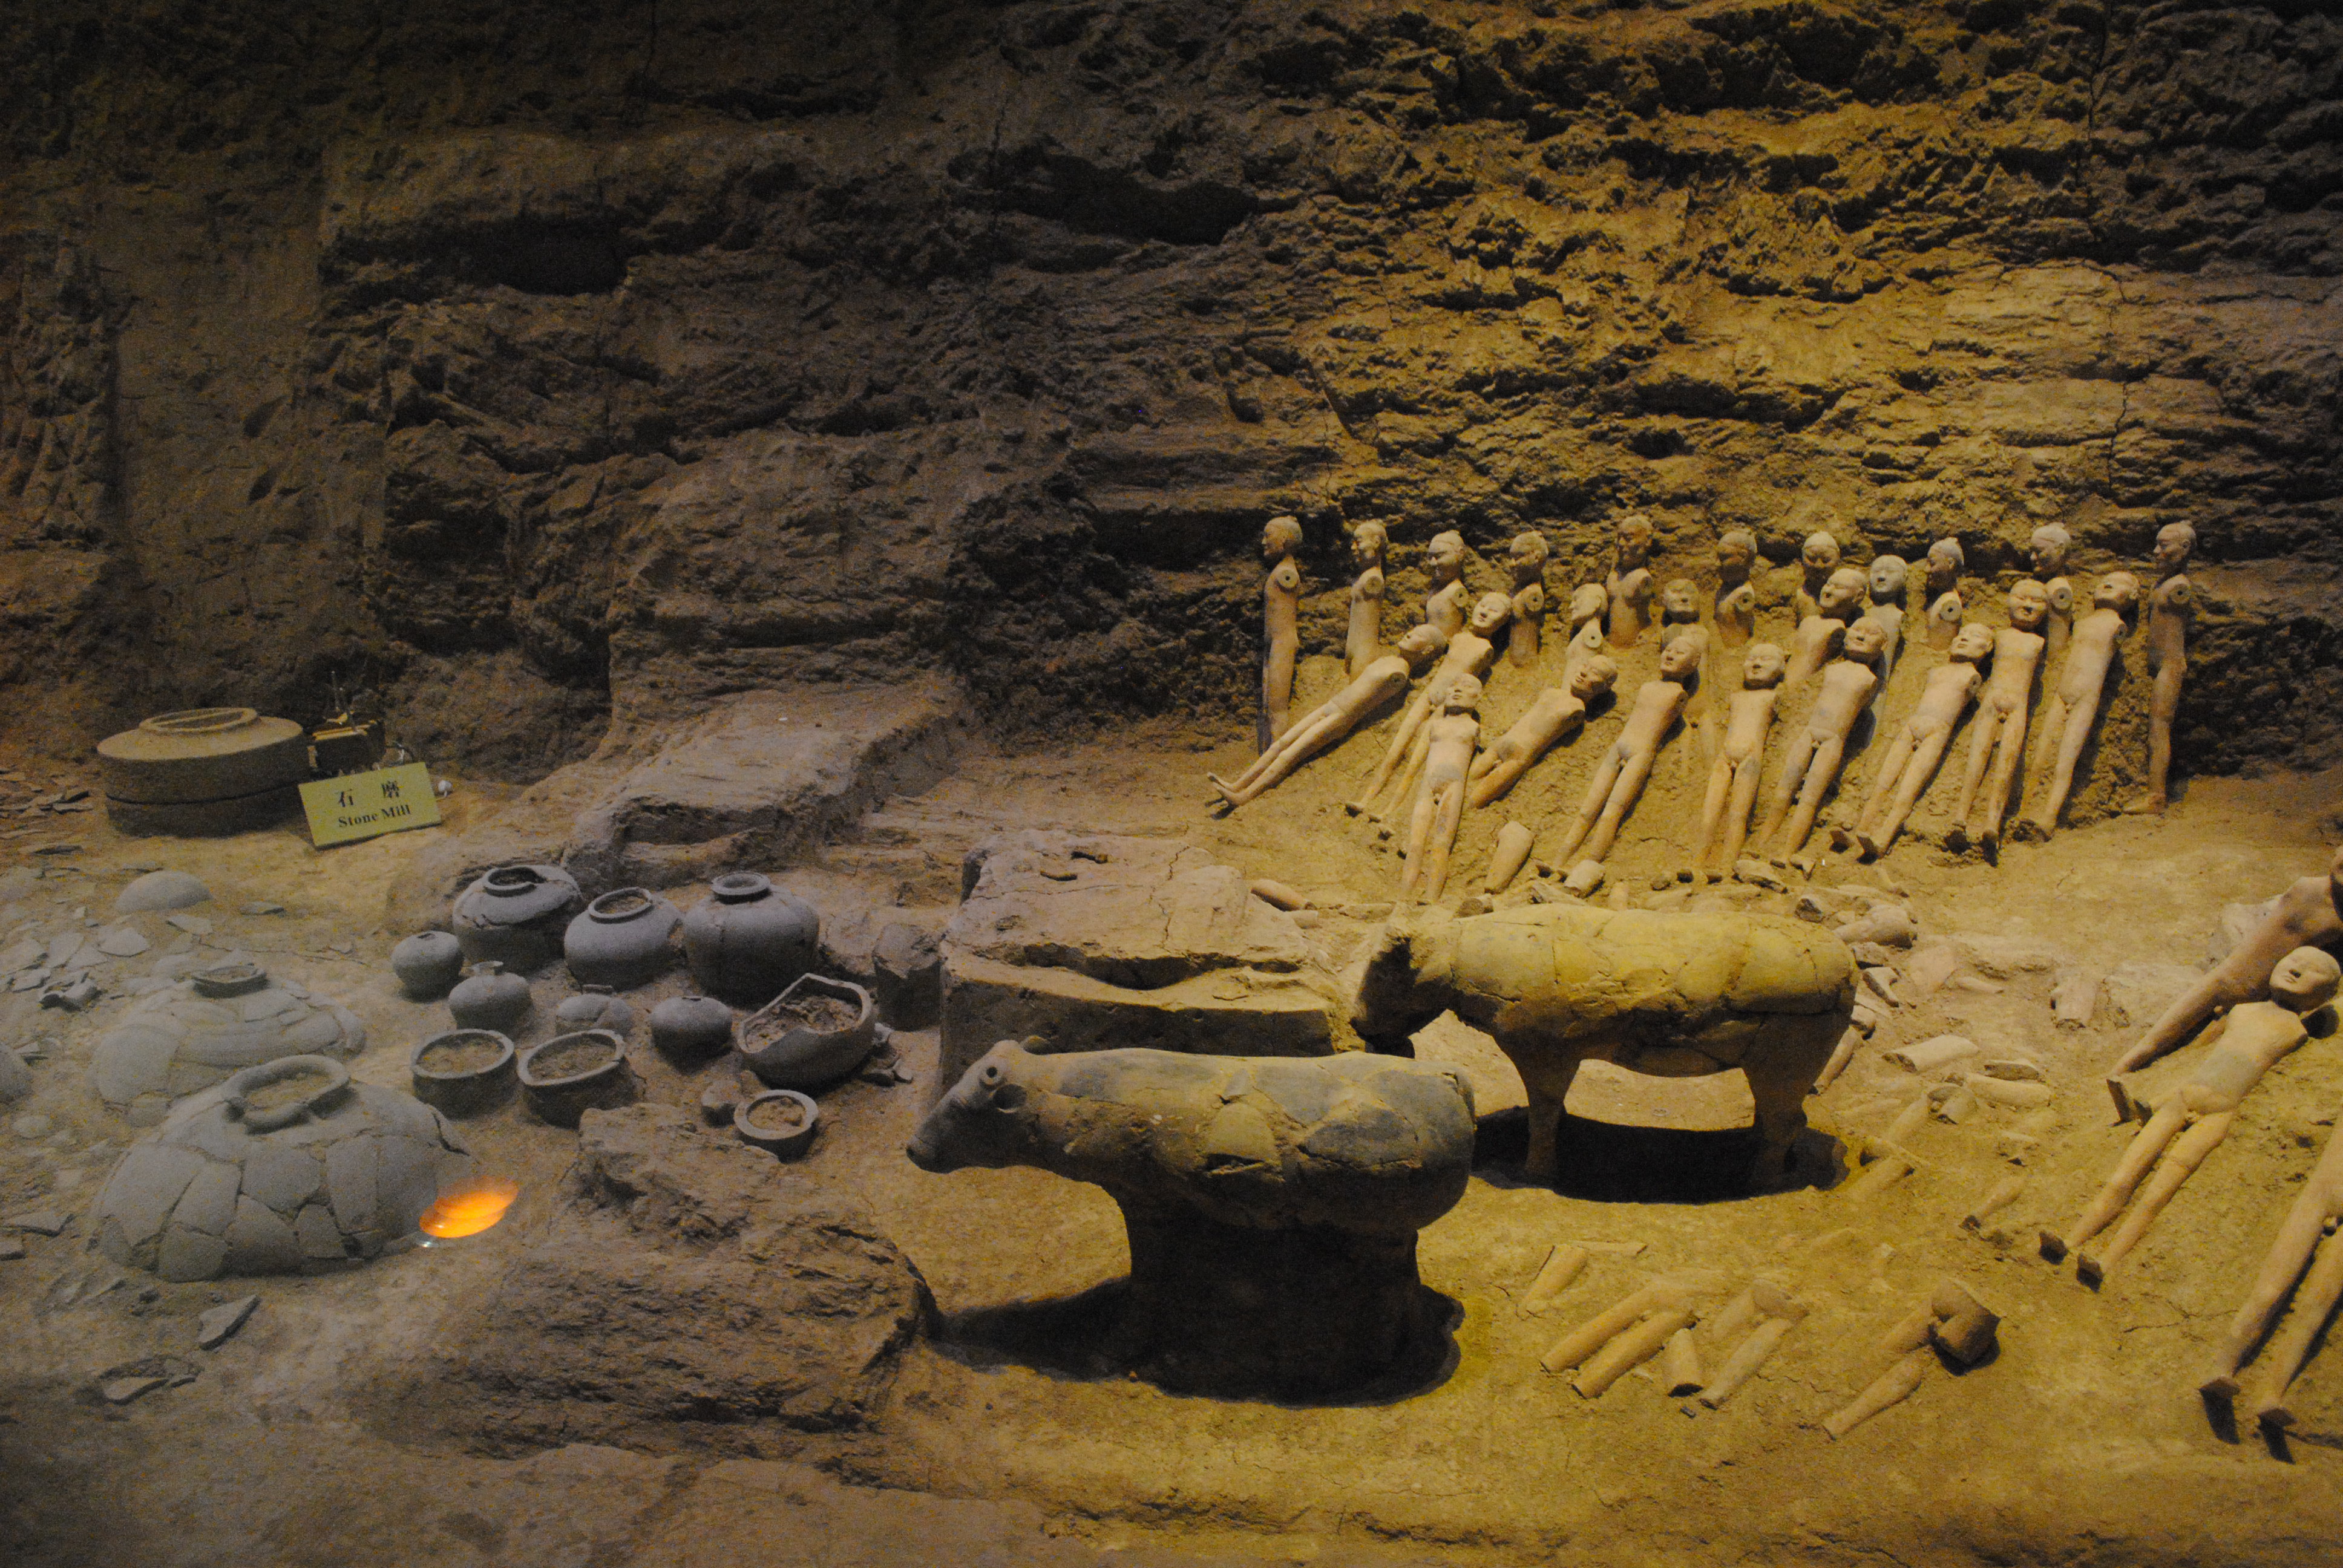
top-left (1562, 583), bottom-right (1607, 673)
top-left (1400, 673), bottom-right (1484, 904)
top-left (1948, 579), bottom-right (2049, 857)
top-left (1606, 515), bottom-right (1656, 649)
top-left (1713, 529), bottom-right (1757, 648)
top-left (2112, 846), bottom-right (2343, 1076)
top-left (1259, 515), bottom-right (1304, 749)
top-left (1349, 592), bottom-right (1510, 817)
top-left (1855, 622), bottom-right (1991, 860)
top-left (1467, 656), bottom-right (1619, 808)
top-left (1346, 520), bottom-right (1389, 678)
top-left (1684, 641), bottom-right (1786, 881)
top-left (2045, 947), bottom-right (2341, 1287)
top-left (2016, 571), bottom-right (2140, 840)
top-left (1506, 531), bottom-right (1550, 667)
top-left (1757, 617), bottom-right (1886, 861)
top-left (2130, 521), bottom-right (2195, 814)
top-left (1549, 634), bottom-right (1700, 869)
top-left (1794, 531), bottom-right (1841, 623)
top-left (1921, 539), bottom-right (1964, 650)
top-left (1424, 530), bottom-right (1470, 643)
top-left (2204, 1106), bottom-right (2343, 1431)
top-left (2031, 523), bottom-right (2075, 671)
top-left (1212, 626), bottom-right (1444, 809)
top-left (1786, 566), bottom-right (1867, 686)
top-left (1861, 554), bottom-right (1909, 709)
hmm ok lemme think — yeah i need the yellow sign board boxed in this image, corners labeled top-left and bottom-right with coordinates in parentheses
top-left (300, 762), bottom-right (441, 848)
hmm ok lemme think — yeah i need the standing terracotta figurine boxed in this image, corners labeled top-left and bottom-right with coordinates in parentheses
top-left (1258, 515), bottom-right (1304, 750)
top-left (1685, 641), bottom-right (1788, 882)
top-left (2045, 947), bottom-right (2341, 1287)
top-left (1861, 555), bottom-right (1909, 701)
top-left (2204, 1108), bottom-right (2343, 1430)
top-left (1400, 673), bottom-right (1484, 904)
top-left (2017, 571), bottom-right (2140, 841)
top-left (1506, 532), bottom-right (1550, 667)
top-left (1424, 530), bottom-right (1470, 642)
top-left (1786, 566), bottom-right (1867, 687)
top-left (1468, 656), bottom-right (1619, 808)
top-left (1606, 515), bottom-right (1656, 649)
top-left (1921, 538), bottom-right (1965, 651)
top-left (1713, 529), bottom-right (1758, 648)
top-left (1949, 580), bottom-right (2050, 856)
top-left (1757, 618), bottom-right (1886, 861)
top-left (1350, 592), bottom-right (1511, 817)
top-left (2131, 521), bottom-right (2195, 814)
top-left (2031, 523), bottom-right (2075, 672)
top-left (1346, 520), bottom-right (1389, 679)
top-left (1550, 635), bottom-right (1702, 869)
top-left (1213, 626), bottom-right (1444, 809)
top-left (1856, 623), bottom-right (1991, 860)
top-left (1794, 531), bottom-right (1841, 623)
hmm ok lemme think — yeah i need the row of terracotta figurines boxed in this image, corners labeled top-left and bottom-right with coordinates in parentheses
top-left (1214, 513), bottom-right (2198, 901)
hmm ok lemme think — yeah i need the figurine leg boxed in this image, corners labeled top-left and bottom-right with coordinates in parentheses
top-left (1756, 736), bottom-right (1820, 849)
top-left (1581, 748), bottom-right (1657, 864)
top-left (1691, 755), bottom-right (1735, 880)
top-left (1950, 711), bottom-right (1998, 831)
top-left (1551, 750), bottom-right (1624, 867)
top-left (1773, 737), bottom-right (1844, 861)
top-left (2249, 1226), bottom-right (2343, 1430)
top-left (1714, 753), bottom-right (1765, 878)
top-left (1421, 781), bottom-right (1466, 901)
top-left (2077, 1111), bottom-right (2234, 1286)
top-left (2025, 706), bottom-right (2093, 841)
top-left (1858, 731), bottom-right (1916, 837)
top-left (1399, 785), bottom-right (1439, 899)
top-left (1862, 729), bottom-right (1951, 859)
top-left (2043, 1099), bottom-right (2189, 1262)
top-left (2206, 1195), bottom-right (2338, 1399)
top-left (1977, 717), bottom-right (2030, 852)
top-left (2132, 660), bottom-right (2183, 813)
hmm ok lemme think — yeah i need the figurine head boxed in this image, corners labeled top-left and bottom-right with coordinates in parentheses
top-left (1615, 514), bottom-right (1653, 569)
top-left (1570, 655), bottom-right (1619, 700)
top-left (1660, 578), bottom-right (1700, 621)
top-left (1867, 555), bottom-right (1908, 603)
top-left (2154, 521), bottom-right (2196, 575)
top-left (1741, 641), bottom-right (1786, 688)
top-left (2270, 946), bottom-right (2342, 1016)
top-left (1802, 531), bottom-right (1841, 572)
top-left (2094, 571), bottom-right (2141, 613)
top-left (1717, 529), bottom-right (1756, 581)
top-left (1263, 515), bottom-right (1303, 560)
top-left (1394, 623), bottom-right (1445, 669)
top-left (2007, 578), bottom-right (2050, 630)
top-left (2028, 523), bottom-right (2071, 577)
top-left (1427, 531), bottom-right (1467, 580)
top-left (1351, 519), bottom-right (1388, 567)
top-left (1948, 622), bottom-right (1994, 663)
top-left (1509, 531), bottom-right (1550, 580)
top-left (1468, 591), bottom-right (1515, 637)
top-left (1818, 566), bottom-right (1867, 617)
top-left (1841, 618), bottom-right (1887, 663)
top-left (1568, 583), bottom-right (1607, 626)
top-left (1441, 672), bottom-right (1484, 713)
top-left (1658, 635), bottom-right (1702, 679)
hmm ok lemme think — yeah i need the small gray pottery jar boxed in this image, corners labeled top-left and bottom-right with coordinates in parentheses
top-left (649, 993), bottom-right (734, 1061)
top-left (453, 864), bottom-right (584, 973)
top-left (554, 984), bottom-right (635, 1036)
top-left (733, 1089), bottom-right (819, 1158)
top-left (563, 887), bottom-right (681, 990)
top-left (409, 1028), bottom-right (517, 1117)
top-left (448, 961), bottom-right (531, 1033)
top-left (517, 1030), bottom-right (637, 1128)
top-left (390, 930), bottom-right (466, 1001)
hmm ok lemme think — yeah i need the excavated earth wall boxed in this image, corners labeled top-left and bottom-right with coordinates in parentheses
top-left (2, 0), bottom-right (2341, 785)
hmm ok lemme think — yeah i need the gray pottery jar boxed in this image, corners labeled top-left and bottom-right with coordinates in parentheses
top-left (681, 873), bottom-right (819, 1006)
top-left (448, 961), bottom-right (531, 1033)
top-left (563, 887), bottom-right (681, 990)
top-left (517, 1030), bottom-right (637, 1128)
top-left (390, 930), bottom-right (466, 1001)
top-left (409, 1028), bottom-right (516, 1117)
top-left (649, 993), bottom-right (733, 1061)
top-left (734, 1089), bottom-right (819, 1158)
top-left (738, 974), bottom-right (877, 1091)
top-left (453, 864), bottom-right (584, 973)
top-left (553, 984), bottom-right (635, 1036)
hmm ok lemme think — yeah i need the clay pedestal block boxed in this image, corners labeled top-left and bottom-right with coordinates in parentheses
top-left (937, 831), bottom-right (1340, 1092)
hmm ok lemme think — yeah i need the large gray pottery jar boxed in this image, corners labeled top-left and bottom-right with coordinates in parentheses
top-left (739, 974), bottom-right (877, 1091)
top-left (390, 930), bottom-right (466, 1001)
top-left (453, 864), bottom-right (584, 973)
top-left (563, 887), bottom-right (681, 990)
top-left (448, 962), bottom-right (531, 1033)
top-left (681, 873), bottom-right (819, 1007)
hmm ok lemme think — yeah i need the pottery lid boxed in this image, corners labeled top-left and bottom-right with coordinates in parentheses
top-left (192, 961), bottom-right (269, 998)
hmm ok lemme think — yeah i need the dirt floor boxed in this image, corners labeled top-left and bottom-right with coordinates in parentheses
top-left (4, 656), bottom-right (2343, 1565)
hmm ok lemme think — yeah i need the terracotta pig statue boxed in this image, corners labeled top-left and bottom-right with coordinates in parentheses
top-left (1346, 906), bottom-right (1854, 1189)
top-left (908, 1041), bottom-right (1475, 1397)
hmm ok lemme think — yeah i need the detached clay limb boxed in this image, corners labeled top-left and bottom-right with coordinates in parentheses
top-left (1962, 1173), bottom-right (2027, 1232)
top-left (1606, 514), bottom-right (1657, 648)
top-left (2045, 949), bottom-right (2341, 1281)
top-left (1349, 595), bottom-right (1510, 817)
top-left (2017, 572), bottom-right (2140, 841)
top-left (1575, 1304), bottom-right (1694, 1397)
top-left (1424, 529), bottom-right (1470, 642)
top-left (1542, 1279), bottom-right (1700, 1373)
top-left (1484, 822), bottom-right (1536, 894)
top-left (1950, 580), bottom-right (2049, 856)
top-left (1815, 1024), bottom-right (1866, 1091)
top-left (1786, 566), bottom-right (1867, 686)
top-left (1213, 626), bottom-right (1443, 809)
top-left (2129, 521), bottom-right (2195, 815)
top-left (2114, 847), bottom-right (2343, 1074)
top-left (1521, 1242), bottom-right (1591, 1316)
top-left (1399, 675), bottom-right (1483, 904)
top-left (1701, 1316), bottom-right (1795, 1409)
top-left (1507, 531), bottom-right (1551, 667)
top-left (1663, 1327), bottom-right (1705, 1396)
top-left (1345, 520), bottom-right (1389, 678)
top-left (1689, 642), bottom-right (1786, 881)
top-left (1927, 1278), bottom-right (2001, 1366)
top-left (1823, 1348), bottom-right (1932, 1439)
top-left (1856, 622), bottom-right (1991, 859)
top-left (1758, 619), bottom-right (1886, 861)
top-left (1258, 515), bottom-right (1304, 750)
top-left (1467, 656), bottom-right (1618, 808)
top-left (1714, 529), bottom-right (1758, 648)
top-left (2031, 523), bottom-right (2074, 673)
top-left (1551, 637), bottom-right (1700, 867)
top-left (1921, 539), bottom-right (1965, 650)
top-left (2247, 1227), bottom-right (2343, 1431)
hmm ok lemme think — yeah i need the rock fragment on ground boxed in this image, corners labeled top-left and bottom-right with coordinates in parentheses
top-left (197, 1295), bottom-right (259, 1348)
top-left (115, 872), bottom-right (211, 914)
